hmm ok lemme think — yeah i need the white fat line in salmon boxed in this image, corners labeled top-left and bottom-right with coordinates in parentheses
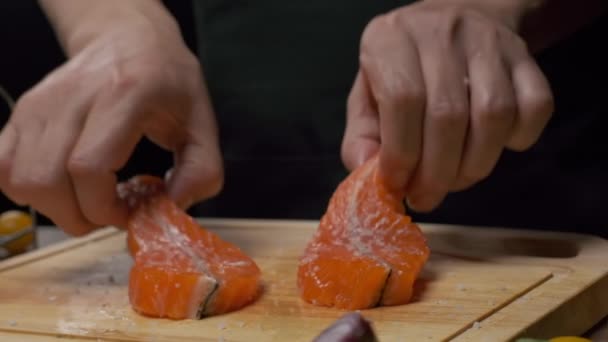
top-left (345, 161), bottom-right (395, 307)
top-left (156, 211), bottom-right (219, 319)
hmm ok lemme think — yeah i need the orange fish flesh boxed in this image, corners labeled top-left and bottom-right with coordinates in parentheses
top-left (297, 156), bottom-right (430, 310)
top-left (119, 175), bottom-right (261, 319)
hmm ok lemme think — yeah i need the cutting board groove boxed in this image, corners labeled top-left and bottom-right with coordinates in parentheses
top-left (445, 272), bottom-right (555, 341)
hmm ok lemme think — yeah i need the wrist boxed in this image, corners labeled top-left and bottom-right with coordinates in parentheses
top-left (40, 0), bottom-right (181, 57)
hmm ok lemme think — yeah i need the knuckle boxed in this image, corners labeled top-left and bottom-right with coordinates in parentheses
top-left (7, 173), bottom-right (29, 191)
top-left (453, 178), bottom-right (475, 191)
top-left (45, 69), bottom-right (82, 94)
top-left (507, 139), bottom-right (533, 152)
top-left (459, 169), bottom-right (489, 187)
top-left (421, 6), bottom-right (461, 39)
top-left (6, 174), bottom-right (24, 191)
top-left (508, 131), bottom-right (541, 151)
top-left (12, 90), bottom-right (40, 121)
top-left (106, 64), bottom-right (159, 97)
top-left (361, 15), bottom-right (390, 48)
top-left (476, 27), bottom-right (502, 50)
top-left (463, 8), bottom-right (493, 27)
top-left (14, 88), bottom-right (36, 108)
top-left (0, 155), bottom-right (12, 175)
top-left (108, 70), bottom-right (143, 94)
top-left (478, 97), bottom-right (516, 122)
top-left (346, 90), bottom-right (360, 114)
top-left (34, 174), bottom-right (61, 192)
top-left (429, 100), bottom-right (468, 125)
top-left (182, 52), bottom-right (203, 74)
top-left (9, 176), bottom-right (33, 193)
top-left (180, 160), bottom-right (225, 200)
top-left (384, 149), bottom-right (419, 174)
top-left (67, 155), bottom-right (101, 178)
top-left (523, 92), bottom-right (555, 119)
top-left (203, 163), bottom-right (224, 197)
top-left (376, 84), bottom-right (425, 111)
top-left (340, 143), bottom-right (357, 171)
top-left (438, 8), bottom-right (460, 29)
top-left (10, 170), bottom-right (61, 193)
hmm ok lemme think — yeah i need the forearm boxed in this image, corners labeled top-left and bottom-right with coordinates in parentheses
top-left (39, 0), bottom-right (180, 57)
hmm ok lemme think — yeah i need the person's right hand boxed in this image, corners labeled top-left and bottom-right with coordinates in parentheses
top-left (0, 7), bottom-right (223, 236)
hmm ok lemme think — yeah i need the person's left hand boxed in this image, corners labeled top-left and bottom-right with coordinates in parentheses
top-left (341, 0), bottom-right (554, 211)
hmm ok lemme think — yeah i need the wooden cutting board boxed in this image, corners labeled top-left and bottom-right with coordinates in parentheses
top-left (0, 219), bottom-right (606, 342)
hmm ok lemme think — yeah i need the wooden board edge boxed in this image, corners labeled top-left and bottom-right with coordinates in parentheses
top-left (449, 271), bottom-right (555, 341)
top-left (0, 331), bottom-right (105, 342)
top-left (0, 227), bottom-right (121, 273)
top-left (515, 272), bottom-right (608, 340)
top-left (452, 271), bottom-right (608, 341)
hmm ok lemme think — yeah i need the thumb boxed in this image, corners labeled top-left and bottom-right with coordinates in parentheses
top-left (166, 99), bottom-right (224, 209)
top-left (166, 140), bottom-right (224, 210)
top-left (341, 71), bottom-right (381, 171)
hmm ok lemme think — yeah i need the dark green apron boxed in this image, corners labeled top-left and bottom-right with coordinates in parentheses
top-left (191, 0), bottom-right (410, 219)
top-left (190, 1), bottom-right (608, 237)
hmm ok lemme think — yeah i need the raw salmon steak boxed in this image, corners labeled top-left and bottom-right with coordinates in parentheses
top-left (297, 156), bottom-right (430, 310)
top-left (118, 175), bottom-right (261, 319)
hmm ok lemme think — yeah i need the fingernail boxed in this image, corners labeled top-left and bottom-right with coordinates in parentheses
top-left (406, 196), bottom-right (435, 213)
top-left (164, 168), bottom-right (175, 184)
top-left (356, 152), bottom-right (371, 168)
top-left (406, 197), bottom-right (421, 212)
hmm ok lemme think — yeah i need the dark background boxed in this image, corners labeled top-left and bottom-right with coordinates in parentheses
top-left (0, 1), bottom-right (194, 219)
top-left (0, 2), bottom-right (606, 235)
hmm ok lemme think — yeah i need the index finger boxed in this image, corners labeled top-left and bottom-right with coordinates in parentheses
top-left (67, 94), bottom-right (142, 229)
top-left (360, 23), bottom-right (425, 192)
top-left (341, 71), bottom-right (381, 171)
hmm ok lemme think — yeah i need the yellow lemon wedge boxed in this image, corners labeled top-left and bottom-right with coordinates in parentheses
top-left (550, 337), bottom-right (592, 342)
top-left (0, 210), bottom-right (35, 254)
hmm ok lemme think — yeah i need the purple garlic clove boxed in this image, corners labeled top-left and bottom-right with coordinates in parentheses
top-left (313, 312), bottom-right (379, 342)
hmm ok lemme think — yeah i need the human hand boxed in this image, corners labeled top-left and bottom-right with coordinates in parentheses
top-left (0, 6), bottom-right (222, 235)
top-left (342, 0), bottom-right (554, 211)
